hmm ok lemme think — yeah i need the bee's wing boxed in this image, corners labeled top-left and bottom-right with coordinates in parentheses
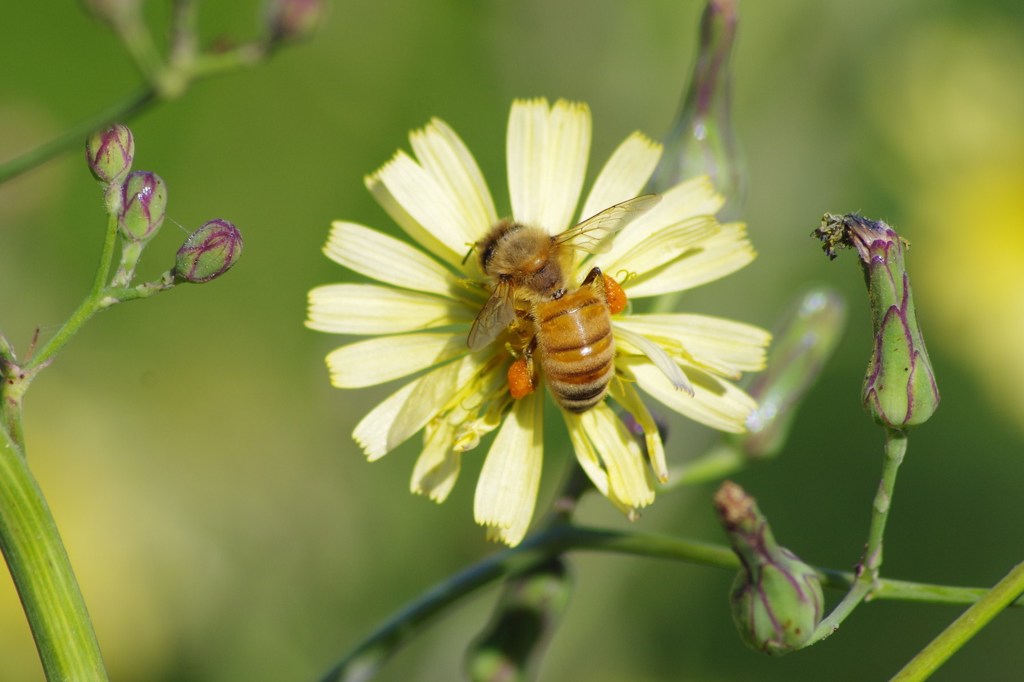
top-left (467, 282), bottom-right (517, 350)
top-left (554, 194), bottom-right (661, 254)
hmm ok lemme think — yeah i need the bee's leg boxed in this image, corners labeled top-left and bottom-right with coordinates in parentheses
top-left (581, 266), bottom-right (603, 286)
top-left (582, 266), bottom-right (609, 304)
top-left (524, 334), bottom-right (538, 381)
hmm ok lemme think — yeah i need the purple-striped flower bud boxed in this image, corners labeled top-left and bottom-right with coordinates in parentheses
top-left (174, 219), bottom-right (243, 283)
top-left (814, 214), bottom-right (940, 429)
top-left (266, 0), bottom-right (324, 43)
top-left (86, 123), bottom-right (135, 185)
top-left (716, 481), bottom-right (823, 656)
top-left (119, 171), bottom-right (167, 242)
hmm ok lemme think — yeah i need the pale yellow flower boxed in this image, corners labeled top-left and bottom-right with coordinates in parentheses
top-left (307, 98), bottom-right (769, 546)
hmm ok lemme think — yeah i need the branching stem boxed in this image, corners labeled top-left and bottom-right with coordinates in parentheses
top-left (318, 520), bottom-right (1015, 682)
top-left (811, 428), bottom-right (908, 643)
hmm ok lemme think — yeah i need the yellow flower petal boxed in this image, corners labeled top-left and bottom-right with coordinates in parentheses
top-left (608, 377), bottom-right (668, 483)
top-left (353, 355), bottom-right (480, 460)
top-left (615, 314), bottom-right (770, 378)
top-left (602, 215), bottom-right (718, 281)
top-left (660, 174), bottom-right (726, 216)
top-left (365, 167), bottom-right (462, 268)
top-left (326, 333), bottom-right (466, 388)
top-left (410, 420), bottom-right (461, 503)
top-left (507, 98), bottom-right (591, 233)
top-left (622, 222), bottom-right (756, 298)
top-left (625, 358), bottom-right (756, 433)
top-left (601, 175), bottom-right (724, 267)
top-left (566, 404), bottom-right (655, 512)
top-left (410, 118), bottom-right (498, 248)
top-left (370, 150), bottom-right (483, 268)
top-left (473, 391), bottom-right (544, 546)
top-left (564, 411), bottom-right (611, 501)
top-left (614, 325), bottom-right (694, 394)
top-left (324, 221), bottom-right (457, 296)
top-left (579, 131), bottom-right (662, 222)
top-left (306, 284), bottom-right (472, 335)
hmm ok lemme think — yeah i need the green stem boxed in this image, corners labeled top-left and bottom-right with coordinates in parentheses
top-left (93, 213), bottom-right (121, 295)
top-left (865, 429), bottom-right (907, 574)
top-left (169, 0), bottom-right (200, 69)
top-left (0, 8), bottom-right (280, 186)
top-left (811, 428), bottom-right (908, 643)
top-left (26, 213), bottom-right (121, 373)
top-left (318, 523), bottom-right (1015, 682)
top-left (190, 43), bottom-right (267, 78)
top-left (0, 88), bottom-right (155, 185)
top-left (0, 428), bottom-right (108, 680)
top-left (891, 561), bottom-right (1024, 682)
top-left (104, 271), bottom-right (177, 304)
top-left (114, 13), bottom-right (165, 86)
top-left (110, 240), bottom-right (144, 288)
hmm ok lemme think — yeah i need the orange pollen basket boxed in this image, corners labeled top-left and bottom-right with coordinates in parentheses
top-left (507, 356), bottom-right (535, 399)
top-left (602, 273), bottom-right (628, 315)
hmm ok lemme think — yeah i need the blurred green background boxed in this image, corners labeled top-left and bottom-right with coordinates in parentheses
top-left (2, 1), bottom-right (1023, 680)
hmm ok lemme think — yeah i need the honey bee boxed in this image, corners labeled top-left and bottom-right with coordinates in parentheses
top-left (467, 194), bottom-right (660, 412)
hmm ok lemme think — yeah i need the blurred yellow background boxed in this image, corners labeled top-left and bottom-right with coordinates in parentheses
top-left (1, 2), bottom-right (1023, 680)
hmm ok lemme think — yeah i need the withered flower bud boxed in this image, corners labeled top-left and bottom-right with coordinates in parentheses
top-left (716, 481), bottom-right (823, 655)
top-left (813, 214), bottom-right (939, 429)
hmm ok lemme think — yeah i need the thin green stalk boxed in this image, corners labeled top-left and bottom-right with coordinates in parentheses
top-left (104, 271), bottom-right (177, 304)
top-left (0, 88), bottom-right (155, 185)
top-left (318, 523), bottom-right (1016, 682)
top-left (811, 428), bottom-right (907, 643)
top-left (0, 14), bottom-right (283, 186)
top-left (0, 428), bottom-right (108, 681)
top-left (169, 0), bottom-right (200, 69)
top-left (26, 213), bottom-right (121, 373)
top-left (114, 14), bottom-right (165, 87)
top-left (864, 429), bottom-right (907, 574)
top-left (891, 561), bottom-right (1024, 682)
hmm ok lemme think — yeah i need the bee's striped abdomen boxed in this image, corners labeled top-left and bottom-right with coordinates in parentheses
top-left (535, 288), bottom-right (615, 413)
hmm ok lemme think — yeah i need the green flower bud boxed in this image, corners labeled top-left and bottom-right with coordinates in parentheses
top-left (465, 558), bottom-right (573, 682)
top-left (715, 481), bottom-right (823, 655)
top-left (648, 0), bottom-right (745, 218)
top-left (743, 287), bottom-right (846, 458)
top-left (174, 219), bottom-right (243, 283)
top-left (119, 171), bottom-right (167, 243)
top-left (265, 0), bottom-right (324, 43)
top-left (85, 123), bottom-right (134, 185)
top-left (814, 214), bottom-right (940, 429)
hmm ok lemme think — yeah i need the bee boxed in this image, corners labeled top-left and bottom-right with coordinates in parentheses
top-left (467, 194), bottom-right (660, 412)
